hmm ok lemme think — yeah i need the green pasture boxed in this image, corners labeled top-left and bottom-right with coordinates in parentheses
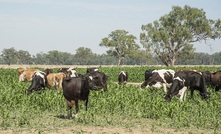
top-left (0, 66), bottom-right (220, 133)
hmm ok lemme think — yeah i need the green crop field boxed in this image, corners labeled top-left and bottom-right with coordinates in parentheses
top-left (0, 66), bottom-right (220, 134)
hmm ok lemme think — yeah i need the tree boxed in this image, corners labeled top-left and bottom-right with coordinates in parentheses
top-left (140, 5), bottom-right (221, 66)
top-left (17, 50), bottom-right (32, 64)
top-left (1, 47), bottom-right (17, 65)
top-left (99, 29), bottom-right (140, 66)
top-left (33, 52), bottom-right (49, 64)
top-left (46, 50), bottom-right (63, 65)
top-left (73, 47), bottom-right (97, 65)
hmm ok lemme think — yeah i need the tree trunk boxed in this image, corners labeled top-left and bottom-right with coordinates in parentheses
top-left (117, 58), bottom-right (121, 66)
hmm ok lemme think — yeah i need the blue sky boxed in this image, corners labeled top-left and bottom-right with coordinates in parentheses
top-left (0, 0), bottom-right (220, 55)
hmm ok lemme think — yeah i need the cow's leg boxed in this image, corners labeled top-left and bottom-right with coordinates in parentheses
top-left (74, 99), bottom-right (79, 118)
top-left (190, 89), bottom-right (194, 99)
top-left (163, 83), bottom-right (167, 92)
top-left (67, 106), bottom-right (72, 119)
top-left (66, 100), bottom-right (73, 119)
top-left (75, 99), bottom-right (79, 114)
top-left (85, 98), bottom-right (88, 111)
top-left (179, 87), bottom-right (187, 101)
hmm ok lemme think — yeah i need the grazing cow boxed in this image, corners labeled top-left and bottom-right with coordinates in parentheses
top-left (164, 71), bottom-right (210, 101)
top-left (118, 71), bottom-right (128, 85)
top-left (18, 68), bottom-right (39, 82)
top-left (27, 71), bottom-right (47, 95)
top-left (141, 69), bottom-right (175, 92)
top-left (86, 67), bottom-right (98, 73)
top-left (62, 75), bottom-right (99, 118)
top-left (85, 71), bottom-right (108, 91)
top-left (46, 72), bottom-right (66, 89)
top-left (203, 70), bottom-right (221, 91)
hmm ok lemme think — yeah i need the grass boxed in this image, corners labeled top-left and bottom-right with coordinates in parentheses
top-left (0, 67), bottom-right (220, 134)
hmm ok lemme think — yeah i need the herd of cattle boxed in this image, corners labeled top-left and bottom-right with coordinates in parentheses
top-left (17, 67), bottom-right (220, 118)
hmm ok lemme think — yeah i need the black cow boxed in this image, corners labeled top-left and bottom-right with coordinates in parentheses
top-left (141, 69), bottom-right (175, 92)
top-left (164, 71), bottom-right (210, 101)
top-left (118, 71), bottom-right (128, 85)
top-left (85, 71), bottom-right (108, 91)
top-left (27, 71), bottom-right (47, 95)
top-left (62, 75), bottom-right (99, 119)
top-left (202, 71), bottom-right (221, 91)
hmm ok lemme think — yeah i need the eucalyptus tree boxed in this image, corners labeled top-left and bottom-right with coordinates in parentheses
top-left (46, 50), bottom-right (63, 65)
top-left (1, 47), bottom-right (17, 65)
top-left (73, 47), bottom-right (97, 65)
top-left (17, 50), bottom-right (32, 64)
top-left (140, 5), bottom-right (221, 66)
top-left (99, 29), bottom-right (140, 66)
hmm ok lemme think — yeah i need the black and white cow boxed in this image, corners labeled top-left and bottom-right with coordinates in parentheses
top-left (27, 71), bottom-right (47, 95)
top-left (57, 67), bottom-right (69, 74)
top-left (85, 71), bottom-right (108, 91)
top-left (164, 71), bottom-right (210, 101)
top-left (57, 67), bottom-right (79, 77)
top-left (118, 71), bottom-right (128, 85)
top-left (141, 69), bottom-right (175, 92)
top-left (62, 75), bottom-right (100, 118)
top-left (67, 68), bottom-right (78, 77)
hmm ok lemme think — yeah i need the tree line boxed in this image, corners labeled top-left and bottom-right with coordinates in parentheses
top-left (1, 47), bottom-right (221, 66)
top-left (1, 5), bottom-right (221, 66)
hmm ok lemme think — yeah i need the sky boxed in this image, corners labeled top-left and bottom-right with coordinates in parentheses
top-left (0, 0), bottom-right (220, 55)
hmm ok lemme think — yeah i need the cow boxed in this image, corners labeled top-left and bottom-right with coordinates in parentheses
top-left (85, 71), bottom-right (108, 91)
top-left (67, 68), bottom-right (78, 78)
top-left (27, 71), bottom-right (47, 95)
top-left (18, 68), bottom-right (39, 82)
top-left (57, 67), bottom-right (79, 77)
top-left (57, 67), bottom-right (70, 75)
top-left (43, 68), bottom-right (53, 76)
top-left (141, 69), bottom-right (175, 92)
top-left (62, 75), bottom-right (100, 119)
top-left (86, 67), bottom-right (99, 73)
top-left (202, 70), bottom-right (221, 91)
top-left (164, 71), bottom-right (210, 101)
top-left (118, 71), bottom-right (128, 85)
top-left (46, 72), bottom-right (66, 89)
top-left (18, 67), bottom-right (25, 77)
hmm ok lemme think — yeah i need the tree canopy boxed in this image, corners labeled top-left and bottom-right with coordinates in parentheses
top-left (99, 29), bottom-right (140, 66)
top-left (140, 5), bottom-right (221, 66)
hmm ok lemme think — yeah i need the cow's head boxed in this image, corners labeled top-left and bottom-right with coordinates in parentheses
top-left (67, 69), bottom-right (78, 77)
top-left (200, 91), bottom-right (210, 100)
top-left (164, 77), bottom-right (185, 101)
top-left (85, 71), bottom-right (108, 91)
top-left (27, 71), bottom-right (46, 95)
top-left (86, 67), bottom-right (98, 73)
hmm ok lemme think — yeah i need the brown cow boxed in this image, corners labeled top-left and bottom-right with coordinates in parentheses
top-left (46, 72), bottom-right (66, 89)
top-left (203, 70), bottom-right (221, 91)
top-left (18, 68), bottom-right (39, 82)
